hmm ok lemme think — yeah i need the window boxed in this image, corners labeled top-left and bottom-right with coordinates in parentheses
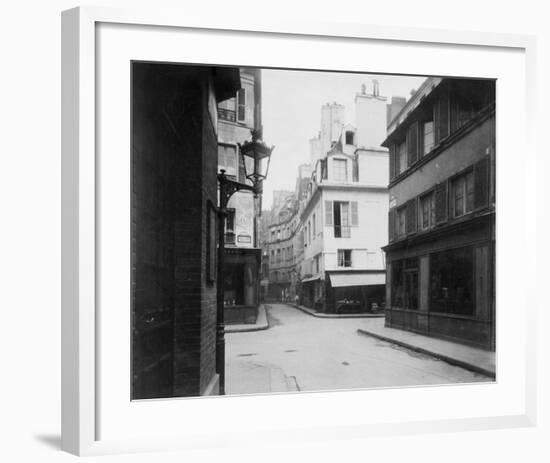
top-left (308, 221), bottom-right (311, 244)
top-left (333, 201), bottom-right (351, 238)
top-left (345, 131), bottom-right (354, 145)
top-left (391, 259), bottom-right (419, 310)
top-left (320, 158), bottom-right (328, 180)
top-left (337, 249), bottom-right (352, 267)
top-left (237, 88), bottom-right (246, 123)
top-left (422, 121), bottom-right (434, 155)
top-left (419, 193), bottom-right (435, 231)
top-left (312, 214), bottom-right (316, 239)
top-left (277, 249), bottom-right (281, 263)
top-left (333, 159), bottom-right (348, 182)
top-left (270, 250), bottom-right (274, 264)
top-left (397, 206), bottom-right (406, 238)
top-left (451, 170), bottom-right (474, 218)
top-left (430, 246), bottom-right (474, 315)
top-left (225, 208), bottom-right (236, 244)
top-left (218, 144), bottom-right (237, 179)
top-left (398, 141), bottom-right (407, 175)
top-left (352, 155), bottom-right (359, 182)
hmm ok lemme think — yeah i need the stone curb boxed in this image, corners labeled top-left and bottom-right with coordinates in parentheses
top-left (291, 303), bottom-right (385, 319)
top-left (225, 304), bottom-right (269, 333)
top-left (357, 328), bottom-right (496, 378)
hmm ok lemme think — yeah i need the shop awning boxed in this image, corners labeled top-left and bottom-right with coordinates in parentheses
top-left (329, 272), bottom-right (385, 288)
top-left (301, 276), bottom-right (321, 283)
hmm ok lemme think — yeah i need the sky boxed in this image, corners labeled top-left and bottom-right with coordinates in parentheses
top-left (260, 69), bottom-right (427, 208)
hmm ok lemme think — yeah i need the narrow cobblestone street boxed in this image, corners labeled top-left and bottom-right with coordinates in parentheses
top-left (226, 304), bottom-right (490, 395)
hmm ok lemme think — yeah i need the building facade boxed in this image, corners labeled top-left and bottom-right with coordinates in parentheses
top-left (296, 83), bottom-right (389, 313)
top-left (131, 63), bottom-right (241, 398)
top-left (217, 68), bottom-right (263, 324)
top-left (383, 77), bottom-right (496, 350)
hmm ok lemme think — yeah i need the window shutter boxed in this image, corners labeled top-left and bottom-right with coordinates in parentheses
top-left (406, 199), bottom-right (417, 234)
top-left (238, 156), bottom-right (246, 183)
top-left (474, 156), bottom-right (490, 210)
top-left (434, 181), bottom-right (448, 224)
top-left (388, 209), bottom-right (395, 242)
top-left (237, 88), bottom-right (246, 122)
top-left (434, 91), bottom-right (450, 143)
top-left (351, 201), bottom-right (358, 226)
top-left (325, 200), bottom-right (333, 226)
top-left (407, 122), bottom-right (419, 166)
top-left (389, 144), bottom-right (396, 180)
top-left (352, 156), bottom-right (359, 182)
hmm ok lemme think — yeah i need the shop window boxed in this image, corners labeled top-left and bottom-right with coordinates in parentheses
top-left (391, 258), bottom-right (419, 310)
top-left (430, 247), bottom-right (474, 315)
top-left (337, 249), bottom-right (352, 267)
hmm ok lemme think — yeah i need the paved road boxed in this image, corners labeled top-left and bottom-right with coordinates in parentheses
top-left (226, 304), bottom-right (490, 395)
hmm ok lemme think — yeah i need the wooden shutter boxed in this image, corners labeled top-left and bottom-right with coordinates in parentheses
top-left (389, 144), bottom-right (396, 180)
top-left (434, 91), bottom-right (450, 143)
top-left (352, 156), bottom-right (359, 182)
top-left (325, 200), bottom-right (333, 226)
top-left (406, 199), bottom-right (417, 234)
top-left (388, 209), bottom-right (396, 242)
top-left (434, 181), bottom-right (448, 224)
top-left (351, 201), bottom-right (358, 226)
top-left (237, 88), bottom-right (246, 122)
top-left (238, 156), bottom-right (246, 183)
top-left (474, 156), bottom-right (490, 210)
top-left (407, 122), bottom-right (419, 166)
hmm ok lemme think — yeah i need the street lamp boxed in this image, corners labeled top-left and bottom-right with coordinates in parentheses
top-left (216, 128), bottom-right (274, 395)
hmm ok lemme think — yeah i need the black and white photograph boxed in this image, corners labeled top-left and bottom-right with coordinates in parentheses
top-left (131, 63), bottom-right (496, 400)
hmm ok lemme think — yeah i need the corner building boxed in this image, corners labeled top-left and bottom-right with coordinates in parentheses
top-left (383, 77), bottom-right (496, 350)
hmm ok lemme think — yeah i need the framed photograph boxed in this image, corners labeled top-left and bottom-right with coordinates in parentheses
top-left (62, 6), bottom-right (536, 456)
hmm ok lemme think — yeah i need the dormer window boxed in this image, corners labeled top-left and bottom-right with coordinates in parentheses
top-left (333, 159), bottom-right (348, 182)
top-left (345, 131), bottom-right (354, 145)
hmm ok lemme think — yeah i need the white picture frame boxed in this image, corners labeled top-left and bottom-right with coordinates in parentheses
top-left (62, 6), bottom-right (537, 456)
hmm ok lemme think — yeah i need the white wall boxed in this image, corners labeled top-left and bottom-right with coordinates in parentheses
top-left (355, 93), bottom-right (387, 149)
top-left (321, 188), bottom-right (388, 271)
top-left (2, 1), bottom-right (548, 463)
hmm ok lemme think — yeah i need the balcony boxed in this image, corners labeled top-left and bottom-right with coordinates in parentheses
top-left (219, 107), bottom-right (236, 122)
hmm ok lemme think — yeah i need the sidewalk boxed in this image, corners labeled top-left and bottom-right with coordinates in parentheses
top-left (226, 361), bottom-right (300, 395)
top-left (291, 303), bottom-right (385, 319)
top-left (225, 304), bottom-right (269, 333)
top-left (357, 318), bottom-right (495, 378)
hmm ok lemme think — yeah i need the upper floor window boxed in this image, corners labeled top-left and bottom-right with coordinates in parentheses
top-left (237, 88), bottom-right (246, 123)
top-left (398, 141), bottom-right (407, 175)
top-left (333, 159), bottom-right (348, 182)
top-left (419, 192), bottom-right (435, 231)
top-left (397, 206), bottom-right (406, 238)
top-left (312, 214), bottom-right (316, 238)
top-left (451, 170), bottom-right (474, 218)
top-left (218, 144), bottom-right (237, 179)
top-left (422, 121), bottom-right (434, 156)
top-left (320, 158), bottom-right (328, 180)
top-left (345, 131), bottom-right (354, 145)
top-left (337, 249), bottom-right (352, 267)
top-left (334, 201), bottom-right (350, 238)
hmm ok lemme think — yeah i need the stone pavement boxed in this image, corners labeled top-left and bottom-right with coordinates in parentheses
top-left (357, 317), bottom-right (495, 378)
